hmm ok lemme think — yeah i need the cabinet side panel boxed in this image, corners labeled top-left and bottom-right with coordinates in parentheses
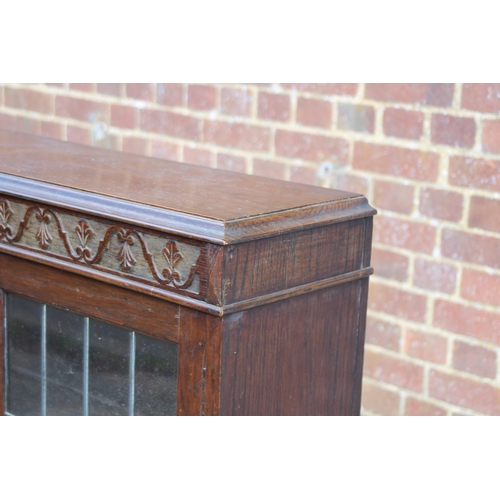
top-left (0, 290), bottom-right (4, 416)
top-left (220, 281), bottom-right (364, 415)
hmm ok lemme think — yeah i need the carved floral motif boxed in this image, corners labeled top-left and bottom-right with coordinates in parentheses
top-left (116, 229), bottom-right (137, 271)
top-left (162, 240), bottom-right (183, 282)
top-left (0, 200), bottom-right (13, 239)
top-left (35, 210), bottom-right (53, 249)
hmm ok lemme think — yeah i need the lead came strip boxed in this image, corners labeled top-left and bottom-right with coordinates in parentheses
top-left (83, 317), bottom-right (89, 416)
top-left (41, 304), bottom-right (47, 416)
top-left (128, 331), bottom-right (136, 417)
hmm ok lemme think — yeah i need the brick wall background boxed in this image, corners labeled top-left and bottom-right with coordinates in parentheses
top-left (1, 82), bottom-right (499, 416)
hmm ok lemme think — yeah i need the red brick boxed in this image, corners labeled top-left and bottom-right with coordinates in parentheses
top-left (67, 125), bottom-right (92, 145)
top-left (69, 83), bottom-right (94, 92)
top-left (0, 113), bottom-right (16, 129)
top-left (217, 153), bottom-right (246, 173)
top-left (221, 87), bottom-right (253, 116)
top-left (413, 259), bottom-right (457, 294)
top-left (419, 187), bottom-right (463, 222)
top-left (151, 140), bottom-right (179, 161)
top-left (141, 109), bottom-right (201, 141)
top-left (56, 96), bottom-right (109, 122)
top-left (281, 83), bottom-right (357, 96)
top-left (373, 179), bottom-right (414, 214)
top-left (204, 121), bottom-right (269, 151)
top-left (289, 165), bottom-right (316, 185)
top-left (368, 282), bottom-right (427, 323)
top-left (296, 98), bottom-right (331, 128)
top-left (404, 397), bottom-right (447, 416)
top-left (363, 347), bottom-right (424, 392)
top-left (429, 369), bottom-right (500, 415)
top-left (275, 130), bottom-right (348, 163)
top-left (374, 214), bottom-right (436, 254)
top-left (449, 156), bottom-right (500, 192)
top-left (452, 340), bottom-right (497, 379)
top-left (337, 103), bottom-right (374, 133)
top-left (461, 268), bottom-right (500, 307)
top-left (469, 196), bottom-right (500, 234)
top-left (97, 83), bottom-right (122, 96)
top-left (365, 316), bottom-right (401, 352)
top-left (126, 83), bottom-right (154, 101)
top-left (16, 116), bottom-right (41, 135)
top-left (40, 121), bottom-right (64, 140)
top-left (404, 328), bottom-right (447, 364)
top-left (433, 299), bottom-right (500, 345)
top-left (431, 114), bottom-right (476, 148)
top-left (482, 120), bottom-right (500, 153)
top-left (253, 159), bottom-right (286, 180)
top-left (5, 87), bottom-right (53, 114)
top-left (183, 146), bottom-right (212, 167)
top-left (111, 104), bottom-right (136, 129)
top-left (441, 228), bottom-right (500, 269)
top-left (0, 85), bottom-right (3, 106)
top-left (353, 142), bottom-right (439, 181)
top-left (361, 381), bottom-right (400, 416)
top-left (366, 83), bottom-right (453, 106)
top-left (383, 108), bottom-right (424, 140)
top-left (334, 173), bottom-right (369, 197)
top-left (371, 247), bottom-right (409, 281)
top-left (157, 83), bottom-right (183, 107)
top-left (45, 83), bottom-right (66, 88)
top-left (122, 136), bottom-right (149, 155)
top-left (188, 84), bottom-right (216, 110)
top-left (258, 92), bottom-right (290, 121)
top-left (461, 83), bottom-right (500, 113)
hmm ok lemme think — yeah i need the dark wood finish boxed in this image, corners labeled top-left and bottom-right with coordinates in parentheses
top-left (0, 290), bottom-right (4, 417)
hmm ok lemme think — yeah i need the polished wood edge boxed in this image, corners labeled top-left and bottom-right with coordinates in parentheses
top-left (0, 290), bottom-right (5, 416)
top-left (222, 267), bottom-right (374, 315)
top-left (0, 173), bottom-right (376, 244)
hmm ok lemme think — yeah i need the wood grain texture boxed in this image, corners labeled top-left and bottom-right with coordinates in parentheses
top-left (204, 315), bottom-right (222, 416)
top-left (220, 281), bottom-right (365, 415)
top-left (0, 254), bottom-right (179, 342)
top-left (0, 290), bottom-right (4, 416)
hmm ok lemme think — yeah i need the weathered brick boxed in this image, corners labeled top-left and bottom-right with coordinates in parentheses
top-left (361, 381), bottom-right (400, 416)
top-left (429, 369), bottom-right (500, 415)
top-left (183, 146), bottom-right (212, 167)
top-left (373, 179), bottom-right (414, 214)
top-left (404, 397), bottom-right (447, 416)
top-left (69, 83), bottom-right (94, 92)
top-left (188, 84), bottom-right (216, 110)
top-left (258, 92), bottom-right (290, 121)
top-left (337, 103), bottom-right (374, 133)
top-left (419, 187), bottom-right (463, 222)
top-left (334, 172), bottom-right (369, 197)
top-left (122, 136), bottom-right (149, 155)
top-left (363, 347), bottom-right (424, 392)
top-left (151, 140), bottom-right (179, 161)
top-left (365, 316), bottom-right (401, 352)
top-left (368, 282), bottom-right (427, 323)
top-left (40, 121), bottom-right (64, 140)
top-left (296, 97), bottom-right (332, 128)
top-left (289, 165), bottom-right (316, 185)
top-left (281, 83), bottom-right (357, 96)
top-left (16, 116), bottom-right (41, 135)
top-left (141, 109), bottom-right (201, 141)
top-left (383, 108), bottom-right (424, 140)
top-left (221, 87), bottom-right (253, 116)
top-left (276, 130), bottom-right (348, 163)
top-left (97, 83), bottom-right (122, 96)
top-left (56, 96), bottom-right (109, 122)
top-left (441, 228), bottom-right (500, 269)
top-left (205, 121), bottom-right (269, 151)
top-left (469, 196), bottom-right (500, 233)
top-left (67, 125), bottom-right (92, 145)
top-left (426, 83), bottom-right (455, 107)
top-left (5, 87), bottom-right (53, 114)
top-left (0, 113), bottom-right (17, 129)
top-left (404, 328), bottom-right (447, 364)
top-left (449, 156), bottom-right (500, 192)
top-left (371, 247), bottom-right (409, 281)
top-left (433, 299), bottom-right (500, 345)
top-left (461, 268), bottom-right (500, 307)
top-left (366, 83), bottom-right (453, 106)
top-left (461, 83), bottom-right (500, 113)
top-left (217, 153), bottom-right (246, 173)
top-left (111, 104), bottom-right (136, 129)
top-left (431, 114), bottom-right (476, 148)
top-left (353, 142), bottom-right (439, 181)
top-left (413, 259), bottom-right (458, 294)
top-left (452, 341), bottom-right (497, 379)
top-left (126, 83), bottom-right (154, 101)
top-left (482, 120), bottom-right (500, 154)
top-left (374, 214), bottom-right (436, 254)
top-left (253, 158), bottom-right (286, 180)
top-left (157, 83), bottom-right (183, 107)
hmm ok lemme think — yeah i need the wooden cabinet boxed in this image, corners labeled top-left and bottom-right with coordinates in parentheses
top-left (0, 130), bottom-right (375, 415)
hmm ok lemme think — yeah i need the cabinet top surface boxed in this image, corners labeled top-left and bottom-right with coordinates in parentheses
top-left (0, 130), bottom-right (375, 243)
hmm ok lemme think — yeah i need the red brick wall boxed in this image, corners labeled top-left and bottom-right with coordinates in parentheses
top-left (1, 83), bottom-right (499, 415)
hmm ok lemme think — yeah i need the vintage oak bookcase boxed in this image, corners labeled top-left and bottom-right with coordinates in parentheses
top-left (0, 130), bottom-right (375, 416)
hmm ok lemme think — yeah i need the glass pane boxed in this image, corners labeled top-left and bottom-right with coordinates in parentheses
top-left (46, 306), bottom-right (85, 416)
top-left (6, 294), bottom-right (42, 416)
top-left (135, 333), bottom-right (178, 416)
top-left (88, 319), bottom-right (129, 416)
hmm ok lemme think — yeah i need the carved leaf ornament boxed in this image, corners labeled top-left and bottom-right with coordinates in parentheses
top-left (116, 229), bottom-right (137, 271)
top-left (0, 200), bottom-right (14, 239)
top-left (35, 210), bottom-right (53, 249)
top-left (162, 240), bottom-right (183, 282)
